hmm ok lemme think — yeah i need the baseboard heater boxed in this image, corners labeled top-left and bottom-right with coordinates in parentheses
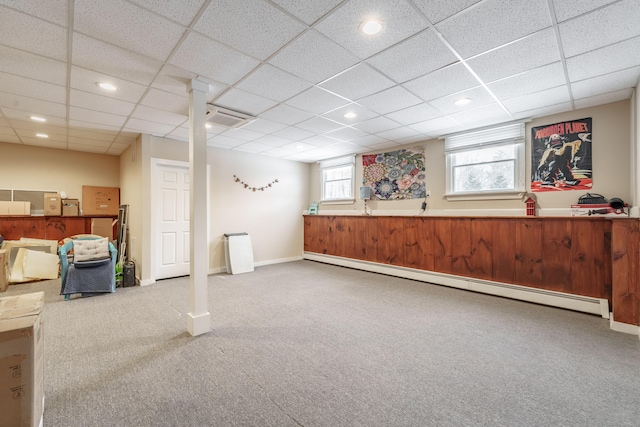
top-left (303, 252), bottom-right (610, 319)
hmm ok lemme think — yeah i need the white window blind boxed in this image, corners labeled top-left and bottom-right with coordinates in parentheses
top-left (445, 122), bottom-right (525, 152)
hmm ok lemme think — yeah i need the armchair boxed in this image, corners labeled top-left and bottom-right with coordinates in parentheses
top-left (59, 237), bottom-right (117, 300)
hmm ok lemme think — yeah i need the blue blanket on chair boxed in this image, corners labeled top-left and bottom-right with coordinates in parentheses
top-left (61, 258), bottom-right (115, 296)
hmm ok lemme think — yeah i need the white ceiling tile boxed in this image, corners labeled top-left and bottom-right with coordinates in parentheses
top-left (281, 141), bottom-right (317, 152)
top-left (353, 116), bottom-right (401, 133)
top-left (0, 0), bottom-right (69, 26)
top-left (271, 126), bottom-right (315, 141)
top-left (70, 106), bottom-right (128, 127)
top-left (294, 116), bottom-right (344, 134)
top-left (320, 63), bottom-right (395, 101)
top-left (503, 85), bottom-right (571, 114)
top-left (409, 116), bottom-right (460, 134)
top-left (325, 126), bottom-right (368, 141)
top-left (364, 140), bottom-right (403, 150)
top-left (241, 119), bottom-right (288, 134)
top-left (376, 126), bottom-right (420, 140)
top-left (141, 88), bottom-right (189, 115)
top-left (286, 87), bottom-right (349, 115)
top-left (128, 0), bottom-right (206, 26)
top-left (322, 103), bottom-right (379, 125)
top-left (0, 7), bottom-right (67, 61)
top-left (232, 142), bottom-right (272, 154)
top-left (107, 142), bottom-right (131, 153)
top-left (571, 67), bottom-right (640, 100)
top-left (22, 138), bottom-right (67, 149)
top-left (428, 86), bottom-right (498, 115)
top-left (0, 73), bottom-right (65, 104)
top-left (269, 30), bottom-right (360, 84)
top-left (0, 46), bottom-right (67, 85)
top-left (259, 104), bottom-right (314, 125)
top-left (131, 105), bottom-right (187, 126)
top-left (252, 135), bottom-right (294, 147)
top-left (466, 28), bottom-right (560, 83)
top-left (350, 134), bottom-right (389, 146)
top-left (124, 117), bottom-right (176, 135)
top-left (385, 103), bottom-right (443, 126)
top-left (566, 36), bottom-right (640, 81)
top-left (15, 128), bottom-right (66, 142)
top-left (412, 0), bottom-right (482, 24)
top-left (70, 66), bottom-right (148, 103)
top-left (270, 0), bottom-right (342, 25)
top-left (0, 94), bottom-right (66, 118)
top-left (236, 64), bottom-right (311, 102)
top-left (0, 134), bottom-right (21, 144)
top-left (72, 34), bottom-right (163, 85)
top-left (261, 147), bottom-right (297, 158)
top-left (314, 0), bottom-right (429, 59)
top-left (74, 0), bottom-right (186, 61)
top-left (573, 89), bottom-right (633, 109)
top-left (300, 135), bottom-right (342, 146)
top-left (67, 137), bottom-right (111, 148)
top-left (366, 29), bottom-right (458, 83)
top-left (512, 102), bottom-right (573, 120)
top-left (447, 103), bottom-right (512, 125)
top-left (358, 86), bottom-right (423, 115)
top-left (395, 135), bottom-right (432, 144)
top-left (68, 128), bottom-right (117, 142)
top-left (69, 119), bottom-right (123, 132)
top-left (67, 142), bottom-right (108, 153)
top-left (552, 0), bottom-right (618, 22)
top-left (214, 89), bottom-right (279, 116)
top-left (194, 0), bottom-right (306, 60)
top-left (487, 62), bottom-right (567, 101)
top-left (402, 63), bottom-right (479, 102)
top-left (436, 0), bottom-right (552, 58)
top-left (170, 31), bottom-right (260, 86)
top-left (207, 135), bottom-right (245, 148)
top-left (8, 120), bottom-right (64, 135)
top-left (559, 0), bottom-right (640, 58)
top-left (220, 127), bottom-right (264, 142)
top-left (70, 89), bottom-right (136, 116)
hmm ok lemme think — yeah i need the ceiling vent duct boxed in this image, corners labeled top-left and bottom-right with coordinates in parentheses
top-left (205, 104), bottom-right (255, 129)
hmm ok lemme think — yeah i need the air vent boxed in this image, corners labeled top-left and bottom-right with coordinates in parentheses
top-left (206, 105), bottom-right (255, 129)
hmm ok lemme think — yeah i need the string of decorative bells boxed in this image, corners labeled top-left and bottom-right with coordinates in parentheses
top-left (233, 175), bottom-right (279, 192)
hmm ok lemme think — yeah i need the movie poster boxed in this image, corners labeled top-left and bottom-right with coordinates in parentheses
top-left (531, 117), bottom-right (592, 192)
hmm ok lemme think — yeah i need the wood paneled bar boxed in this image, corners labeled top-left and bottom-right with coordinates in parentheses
top-left (0, 216), bottom-right (114, 242)
top-left (304, 215), bottom-right (640, 327)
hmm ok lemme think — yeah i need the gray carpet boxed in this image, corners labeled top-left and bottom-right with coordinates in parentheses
top-left (3, 260), bottom-right (640, 426)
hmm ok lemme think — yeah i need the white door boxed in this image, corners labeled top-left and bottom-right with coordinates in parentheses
top-left (156, 163), bottom-right (190, 279)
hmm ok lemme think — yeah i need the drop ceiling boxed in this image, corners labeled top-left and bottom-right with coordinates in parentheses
top-left (0, 0), bottom-right (638, 162)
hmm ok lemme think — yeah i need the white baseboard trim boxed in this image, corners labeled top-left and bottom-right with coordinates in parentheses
top-left (139, 278), bottom-right (155, 286)
top-left (208, 256), bottom-right (304, 275)
top-left (610, 315), bottom-right (640, 337)
top-left (303, 252), bottom-right (611, 320)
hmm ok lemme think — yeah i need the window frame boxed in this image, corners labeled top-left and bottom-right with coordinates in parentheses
top-left (319, 155), bottom-right (355, 204)
top-left (444, 122), bottom-right (526, 201)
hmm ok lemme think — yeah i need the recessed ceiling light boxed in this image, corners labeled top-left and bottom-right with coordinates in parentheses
top-left (344, 112), bottom-right (357, 119)
top-left (360, 19), bottom-right (383, 35)
top-left (30, 116), bottom-right (46, 122)
top-left (36, 133), bottom-right (49, 138)
top-left (97, 82), bottom-right (118, 91)
top-left (205, 123), bottom-right (212, 129)
top-left (454, 98), bottom-right (472, 106)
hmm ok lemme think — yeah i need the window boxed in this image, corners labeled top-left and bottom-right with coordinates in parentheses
top-left (320, 155), bottom-right (355, 202)
top-left (445, 122), bottom-right (525, 200)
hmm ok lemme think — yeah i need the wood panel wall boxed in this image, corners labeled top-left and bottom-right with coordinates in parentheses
top-left (0, 216), bottom-right (112, 242)
top-left (304, 215), bottom-right (640, 326)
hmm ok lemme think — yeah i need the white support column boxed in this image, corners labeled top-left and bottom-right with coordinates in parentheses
top-left (187, 79), bottom-right (211, 336)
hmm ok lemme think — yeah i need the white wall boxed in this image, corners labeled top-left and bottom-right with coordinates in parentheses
top-left (131, 135), bottom-right (309, 284)
top-left (310, 100), bottom-right (632, 216)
